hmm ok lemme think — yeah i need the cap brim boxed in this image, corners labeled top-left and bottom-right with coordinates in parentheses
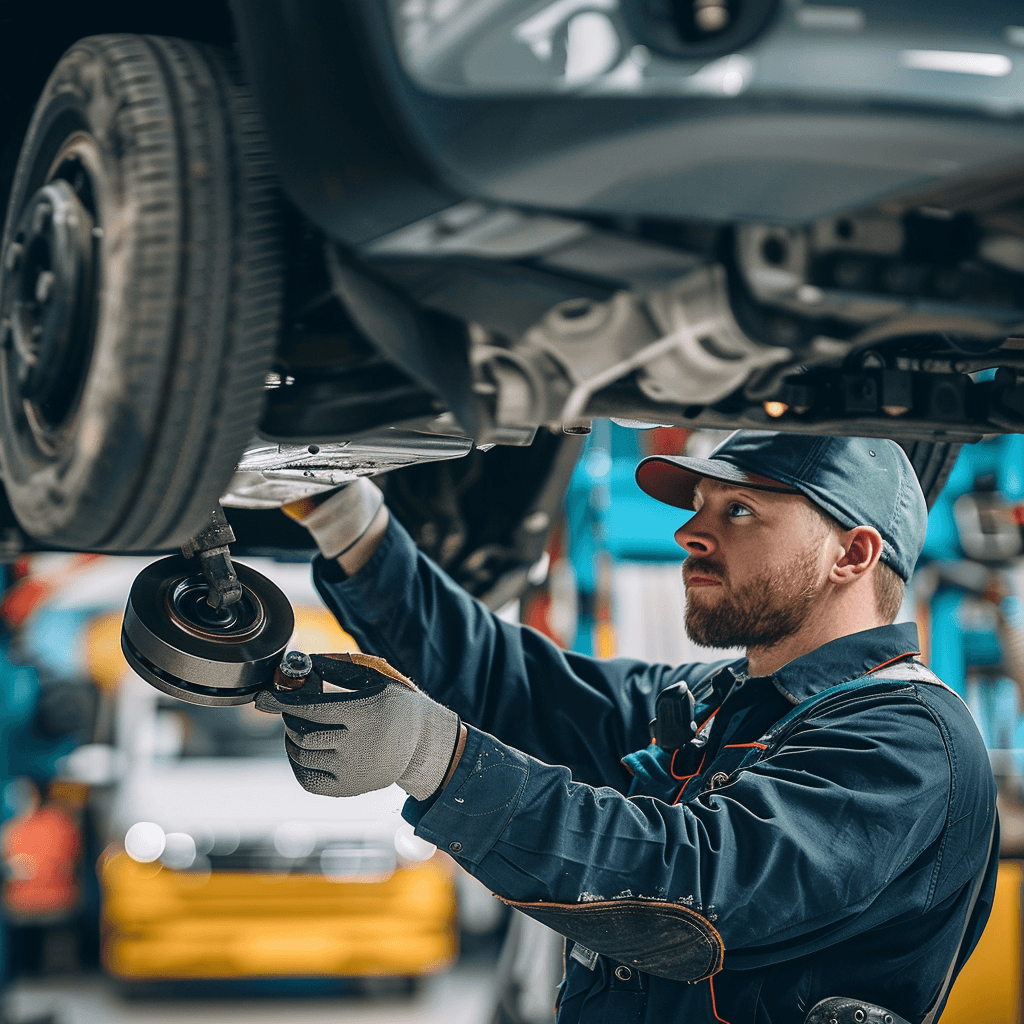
top-left (635, 455), bottom-right (800, 510)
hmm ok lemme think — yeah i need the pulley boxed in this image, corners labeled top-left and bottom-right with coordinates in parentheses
top-left (121, 555), bottom-right (295, 706)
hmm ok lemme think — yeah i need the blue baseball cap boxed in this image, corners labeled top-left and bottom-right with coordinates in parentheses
top-left (635, 431), bottom-right (928, 581)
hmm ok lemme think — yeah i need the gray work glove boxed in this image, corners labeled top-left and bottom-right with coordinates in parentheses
top-left (254, 653), bottom-right (462, 802)
top-left (281, 477), bottom-right (384, 560)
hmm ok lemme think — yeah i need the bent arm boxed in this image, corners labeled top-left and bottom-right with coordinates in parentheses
top-left (409, 697), bottom-right (974, 970)
top-left (313, 515), bottom-right (711, 790)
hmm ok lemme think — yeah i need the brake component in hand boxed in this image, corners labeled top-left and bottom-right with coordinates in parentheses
top-left (121, 554), bottom-right (295, 705)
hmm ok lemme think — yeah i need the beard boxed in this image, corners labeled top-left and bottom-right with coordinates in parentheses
top-left (683, 545), bottom-right (827, 651)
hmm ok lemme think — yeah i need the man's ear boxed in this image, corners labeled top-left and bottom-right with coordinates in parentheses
top-left (829, 525), bottom-right (884, 586)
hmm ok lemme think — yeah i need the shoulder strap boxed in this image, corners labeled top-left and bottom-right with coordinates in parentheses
top-left (869, 656), bottom-right (979, 722)
top-left (921, 818), bottom-right (996, 1024)
top-left (758, 671), bottom-right (917, 748)
top-left (872, 658), bottom-right (996, 1024)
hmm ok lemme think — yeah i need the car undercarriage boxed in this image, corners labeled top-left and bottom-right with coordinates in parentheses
top-left (1, 0), bottom-right (1021, 602)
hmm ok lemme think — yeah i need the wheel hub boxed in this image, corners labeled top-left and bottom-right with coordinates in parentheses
top-left (121, 556), bottom-right (295, 706)
top-left (2, 178), bottom-right (96, 433)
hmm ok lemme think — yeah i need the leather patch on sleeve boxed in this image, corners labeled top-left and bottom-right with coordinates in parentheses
top-left (499, 897), bottom-right (724, 982)
top-left (324, 651), bottom-right (418, 689)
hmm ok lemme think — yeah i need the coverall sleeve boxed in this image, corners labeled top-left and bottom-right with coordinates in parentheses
top-left (312, 515), bottom-right (711, 790)
top-left (408, 691), bottom-right (983, 970)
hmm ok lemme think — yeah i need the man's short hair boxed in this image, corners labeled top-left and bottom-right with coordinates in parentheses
top-left (805, 502), bottom-right (906, 623)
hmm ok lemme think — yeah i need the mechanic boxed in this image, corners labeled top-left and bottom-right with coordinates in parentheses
top-left (257, 430), bottom-right (998, 1024)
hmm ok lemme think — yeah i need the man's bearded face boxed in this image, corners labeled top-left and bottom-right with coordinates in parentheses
top-left (683, 542), bottom-right (828, 650)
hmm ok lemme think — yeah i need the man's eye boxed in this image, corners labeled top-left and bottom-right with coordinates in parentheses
top-left (728, 503), bottom-right (753, 518)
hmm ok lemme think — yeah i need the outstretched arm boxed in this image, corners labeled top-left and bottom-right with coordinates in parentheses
top-left (312, 512), bottom-right (715, 791)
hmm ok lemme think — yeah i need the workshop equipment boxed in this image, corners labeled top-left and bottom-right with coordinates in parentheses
top-left (120, 508), bottom-right (306, 706)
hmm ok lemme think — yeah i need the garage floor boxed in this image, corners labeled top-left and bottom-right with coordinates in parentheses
top-left (6, 965), bottom-right (497, 1024)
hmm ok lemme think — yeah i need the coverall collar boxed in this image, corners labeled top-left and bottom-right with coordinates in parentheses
top-left (750, 621), bottom-right (923, 705)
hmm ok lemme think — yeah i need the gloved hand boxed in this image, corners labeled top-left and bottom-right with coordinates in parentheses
top-left (281, 477), bottom-right (384, 560)
top-left (254, 652), bottom-right (464, 802)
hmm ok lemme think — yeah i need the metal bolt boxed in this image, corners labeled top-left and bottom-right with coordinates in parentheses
top-left (279, 650), bottom-right (313, 680)
top-left (4, 243), bottom-right (24, 273)
top-left (563, 421), bottom-right (593, 435)
top-left (694, 1), bottom-right (728, 32)
top-left (31, 202), bottom-right (52, 235)
top-left (522, 511), bottom-right (550, 534)
top-left (35, 271), bottom-right (56, 305)
top-left (448, 841), bottom-right (463, 853)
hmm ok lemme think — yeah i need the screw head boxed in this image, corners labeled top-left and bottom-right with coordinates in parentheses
top-left (35, 270), bottom-right (56, 305)
top-left (30, 201), bottom-right (52, 235)
top-left (279, 650), bottom-right (313, 680)
top-left (4, 242), bottom-right (24, 273)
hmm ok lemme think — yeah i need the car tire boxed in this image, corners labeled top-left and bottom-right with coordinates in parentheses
top-left (898, 440), bottom-right (962, 510)
top-left (0, 35), bottom-right (283, 551)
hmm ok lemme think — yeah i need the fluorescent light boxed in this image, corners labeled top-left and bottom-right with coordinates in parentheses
top-left (900, 49), bottom-right (1012, 77)
top-left (795, 6), bottom-right (865, 32)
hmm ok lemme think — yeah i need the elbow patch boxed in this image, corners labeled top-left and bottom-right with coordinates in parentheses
top-left (499, 896), bottom-right (724, 982)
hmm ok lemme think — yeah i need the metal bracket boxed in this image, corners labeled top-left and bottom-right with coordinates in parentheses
top-left (181, 507), bottom-right (243, 610)
top-left (221, 427), bottom-right (475, 510)
top-left (471, 263), bottom-right (792, 436)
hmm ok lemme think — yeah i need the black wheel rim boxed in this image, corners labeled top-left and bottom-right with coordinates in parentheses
top-left (1, 127), bottom-right (102, 456)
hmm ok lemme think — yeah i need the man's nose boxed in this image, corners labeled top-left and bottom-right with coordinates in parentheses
top-left (674, 515), bottom-right (717, 556)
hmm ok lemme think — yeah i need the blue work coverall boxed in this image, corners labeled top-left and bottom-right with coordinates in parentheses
top-left (313, 517), bottom-right (998, 1024)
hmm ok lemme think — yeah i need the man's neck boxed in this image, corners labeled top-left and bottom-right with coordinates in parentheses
top-left (745, 590), bottom-right (886, 677)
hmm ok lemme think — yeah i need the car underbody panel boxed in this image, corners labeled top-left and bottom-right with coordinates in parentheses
top-left (0, 0), bottom-right (1023, 574)
top-left (229, 0), bottom-right (1024, 448)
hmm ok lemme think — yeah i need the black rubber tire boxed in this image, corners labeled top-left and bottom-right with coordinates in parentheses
top-left (0, 35), bottom-right (282, 550)
top-left (898, 440), bottom-right (963, 510)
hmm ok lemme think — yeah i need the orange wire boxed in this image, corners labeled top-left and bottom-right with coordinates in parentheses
top-left (866, 650), bottom-right (920, 674)
top-left (709, 976), bottom-right (732, 1023)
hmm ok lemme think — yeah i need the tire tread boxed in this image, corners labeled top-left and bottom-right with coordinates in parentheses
top-left (0, 33), bottom-right (283, 550)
